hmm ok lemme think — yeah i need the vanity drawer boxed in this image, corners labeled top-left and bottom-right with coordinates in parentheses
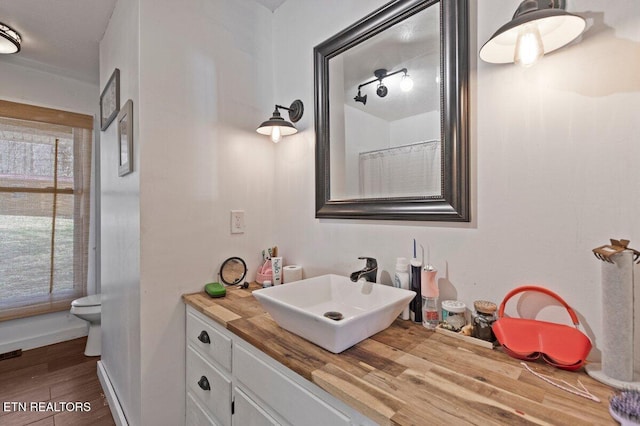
top-left (186, 346), bottom-right (232, 426)
top-left (234, 343), bottom-right (350, 426)
top-left (187, 309), bottom-right (232, 372)
top-left (186, 391), bottom-right (219, 426)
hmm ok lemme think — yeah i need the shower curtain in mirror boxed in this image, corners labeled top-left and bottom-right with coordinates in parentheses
top-left (358, 140), bottom-right (441, 198)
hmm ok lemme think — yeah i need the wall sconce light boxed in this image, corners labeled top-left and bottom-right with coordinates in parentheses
top-left (479, 0), bottom-right (585, 67)
top-left (354, 68), bottom-right (413, 105)
top-left (256, 100), bottom-right (304, 143)
top-left (354, 89), bottom-right (367, 105)
top-left (0, 22), bottom-right (21, 54)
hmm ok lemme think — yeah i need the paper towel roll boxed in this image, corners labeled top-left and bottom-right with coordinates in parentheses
top-left (283, 265), bottom-right (302, 283)
top-left (602, 250), bottom-right (634, 381)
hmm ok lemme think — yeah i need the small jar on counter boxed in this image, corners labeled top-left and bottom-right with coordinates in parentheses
top-left (441, 300), bottom-right (466, 332)
top-left (471, 300), bottom-right (497, 342)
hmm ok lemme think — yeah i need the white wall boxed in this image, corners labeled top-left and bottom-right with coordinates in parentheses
top-left (0, 61), bottom-right (97, 113)
top-left (99, 0), bottom-right (141, 424)
top-left (389, 110), bottom-right (439, 146)
top-left (272, 0), bottom-right (640, 358)
top-left (136, 2), bottom-right (275, 424)
top-left (0, 311), bottom-right (87, 354)
top-left (343, 105), bottom-right (389, 197)
top-left (0, 60), bottom-right (98, 353)
top-left (99, 0), bottom-right (275, 423)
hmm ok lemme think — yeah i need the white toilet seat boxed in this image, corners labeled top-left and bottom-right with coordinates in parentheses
top-left (70, 305), bottom-right (100, 318)
top-left (72, 294), bottom-right (101, 307)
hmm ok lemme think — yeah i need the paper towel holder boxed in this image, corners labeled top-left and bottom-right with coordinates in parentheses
top-left (592, 239), bottom-right (640, 263)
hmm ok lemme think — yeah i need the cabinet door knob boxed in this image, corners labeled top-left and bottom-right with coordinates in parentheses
top-left (197, 375), bottom-right (211, 391)
top-left (197, 330), bottom-right (210, 344)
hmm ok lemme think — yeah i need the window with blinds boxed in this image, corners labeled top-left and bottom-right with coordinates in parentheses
top-left (0, 100), bottom-right (92, 321)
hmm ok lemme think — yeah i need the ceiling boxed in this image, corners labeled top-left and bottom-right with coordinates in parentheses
top-left (257, 0), bottom-right (287, 12)
top-left (0, 0), bottom-right (117, 85)
top-left (0, 0), bottom-right (286, 86)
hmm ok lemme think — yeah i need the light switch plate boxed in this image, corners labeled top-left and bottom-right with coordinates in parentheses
top-left (230, 210), bottom-right (245, 234)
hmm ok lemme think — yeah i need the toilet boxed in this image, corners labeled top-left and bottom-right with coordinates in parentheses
top-left (70, 294), bottom-right (101, 356)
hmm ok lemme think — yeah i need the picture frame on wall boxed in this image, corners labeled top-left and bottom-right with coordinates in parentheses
top-left (100, 68), bottom-right (120, 131)
top-left (117, 99), bottom-right (133, 177)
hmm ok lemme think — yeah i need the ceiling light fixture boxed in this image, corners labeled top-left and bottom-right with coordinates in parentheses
top-left (354, 89), bottom-right (367, 105)
top-left (354, 68), bottom-right (412, 105)
top-left (0, 22), bottom-right (21, 54)
top-left (376, 81), bottom-right (388, 98)
top-left (479, 0), bottom-right (585, 67)
top-left (256, 100), bottom-right (304, 143)
top-left (400, 72), bottom-right (414, 92)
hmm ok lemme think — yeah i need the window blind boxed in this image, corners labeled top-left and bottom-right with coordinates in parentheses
top-left (0, 104), bottom-right (92, 321)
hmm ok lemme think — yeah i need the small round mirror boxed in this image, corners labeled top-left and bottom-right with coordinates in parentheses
top-left (219, 257), bottom-right (247, 286)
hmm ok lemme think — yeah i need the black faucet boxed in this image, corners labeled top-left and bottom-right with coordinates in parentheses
top-left (350, 257), bottom-right (378, 283)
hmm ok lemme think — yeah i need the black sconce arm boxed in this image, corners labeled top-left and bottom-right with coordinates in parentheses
top-left (275, 104), bottom-right (293, 112)
top-left (357, 68), bottom-right (407, 90)
top-left (271, 100), bottom-right (304, 123)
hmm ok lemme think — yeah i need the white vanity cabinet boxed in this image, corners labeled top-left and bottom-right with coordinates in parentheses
top-left (232, 387), bottom-right (279, 426)
top-left (186, 308), bottom-right (233, 426)
top-left (185, 306), bottom-right (374, 426)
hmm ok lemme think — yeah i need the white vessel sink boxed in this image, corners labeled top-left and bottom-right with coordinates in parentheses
top-left (252, 274), bottom-right (416, 353)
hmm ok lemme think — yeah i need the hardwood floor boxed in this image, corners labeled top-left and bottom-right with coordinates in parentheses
top-left (0, 338), bottom-right (116, 426)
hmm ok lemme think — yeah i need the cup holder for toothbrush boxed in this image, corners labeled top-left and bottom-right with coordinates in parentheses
top-left (324, 311), bottom-right (344, 321)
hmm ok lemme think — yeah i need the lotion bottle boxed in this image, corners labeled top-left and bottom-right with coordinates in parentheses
top-left (393, 257), bottom-right (410, 320)
top-left (421, 265), bottom-right (439, 329)
top-left (272, 257), bottom-right (283, 286)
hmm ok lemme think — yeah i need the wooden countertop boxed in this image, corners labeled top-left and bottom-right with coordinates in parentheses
top-left (183, 284), bottom-right (615, 426)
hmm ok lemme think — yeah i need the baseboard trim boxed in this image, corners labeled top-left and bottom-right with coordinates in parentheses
top-left (97, 360), bottom-right (129, 426)
top-left (0, 324), bottom-right (87, 354)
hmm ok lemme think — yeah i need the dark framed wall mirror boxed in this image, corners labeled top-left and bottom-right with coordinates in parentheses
top-left (314, 0), bottom-right (469, 221)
